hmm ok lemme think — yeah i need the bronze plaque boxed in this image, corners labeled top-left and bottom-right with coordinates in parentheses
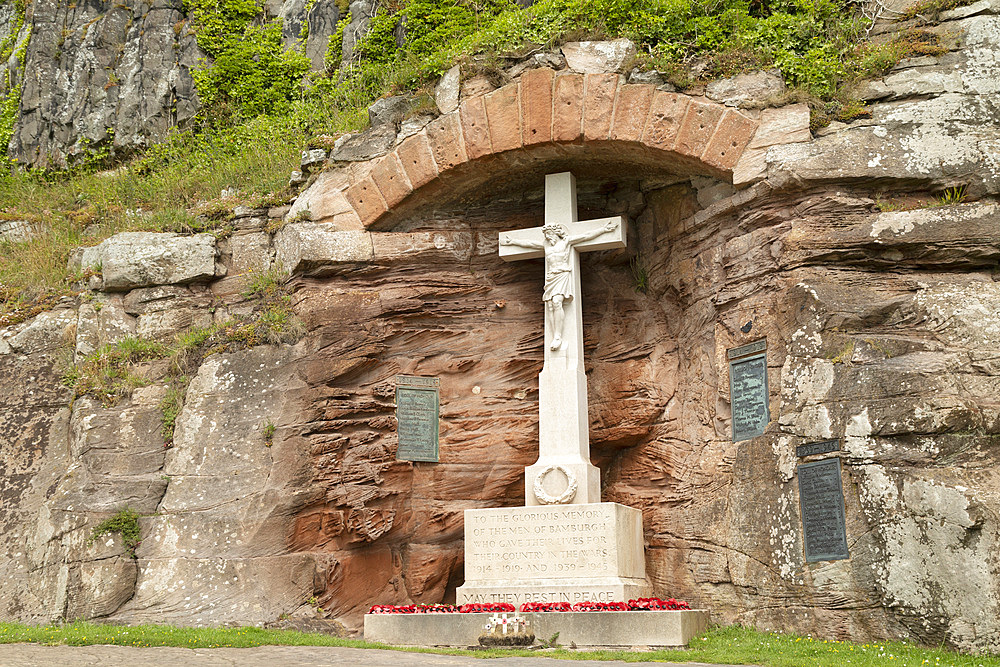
top-left (798, 458), bottom-right (850, 562)
top-left (395, 375), bottom-right (440, 462)
top-left (729, 351), bottom-right (769, 441)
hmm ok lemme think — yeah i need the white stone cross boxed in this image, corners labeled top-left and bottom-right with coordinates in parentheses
top-left (499, 172), bottom-right (625, 506)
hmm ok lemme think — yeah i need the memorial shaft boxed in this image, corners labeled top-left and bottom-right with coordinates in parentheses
top-left (498, 172), bottom-right (625, 506)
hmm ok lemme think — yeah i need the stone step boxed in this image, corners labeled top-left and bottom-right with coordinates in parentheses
top-left (364, 609), bottom-right (710, 649)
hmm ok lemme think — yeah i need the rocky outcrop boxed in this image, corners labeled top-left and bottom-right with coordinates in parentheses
top-left (562, 38), bottom-right (636, 74)
top-left (10, 0), bottom-right (202, 167)
top-left (267, 0), bottom-right (343, 70)
top-left (1, 0), bottom-right (347, 167)
top-left (70, 232), bottom-right (223, 291)
top-left (0, 219), bottom-right (36, 244)
top-left (2, 20), bottom-right (1000, 659)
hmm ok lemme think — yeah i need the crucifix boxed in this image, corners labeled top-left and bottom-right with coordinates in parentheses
top-left (499, 172), bottom-right (625, 506)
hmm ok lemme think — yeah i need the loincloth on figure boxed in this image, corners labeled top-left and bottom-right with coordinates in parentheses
top-left (542, 268), bottom-right (573, 302)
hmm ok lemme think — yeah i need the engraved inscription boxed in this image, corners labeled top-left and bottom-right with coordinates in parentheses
top-left (465, 506), bottom-right (618, 581)
top-left (395, 382), bottom-right (439, 462)
top-left (395, 374), bottom-right (440, 388)
top-left (460, 589), bottom-right (619, 604)
top-left (796, 439), bottom-right (841, 458)
top-left (798, 458), bottom-right (850, 562)
top-left (729, 352), bottom-right (769, 441)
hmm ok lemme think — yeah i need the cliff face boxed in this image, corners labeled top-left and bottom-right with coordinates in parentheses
top-left (0, 0), bottom-right (349, 167)
top-left (2, 3), bottom-right (1000, 656)
top-left (2, 0), bottom-right (199, 167)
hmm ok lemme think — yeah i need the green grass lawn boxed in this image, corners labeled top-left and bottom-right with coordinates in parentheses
top-left (0, 622), bottom-right (996, 666)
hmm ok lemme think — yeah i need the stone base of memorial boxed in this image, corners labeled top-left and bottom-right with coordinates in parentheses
top-left (363, 609), bottom-right (710, 648)
top-left (455, 502), bottom-right (651, 606)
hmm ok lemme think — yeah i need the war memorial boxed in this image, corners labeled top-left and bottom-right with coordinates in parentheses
top-left (2, 0), bottom-right (1000, 656)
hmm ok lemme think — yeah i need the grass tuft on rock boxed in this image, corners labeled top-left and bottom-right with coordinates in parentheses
top-left (87, 507), bottom-right (142, 559)
top-left (63, 269), bottom-right (302, 408)
top-left (63, 337), bottom-right (170, 406)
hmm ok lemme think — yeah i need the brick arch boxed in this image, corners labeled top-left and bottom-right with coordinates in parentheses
top-left (342, 68), bottom-right (758, 228)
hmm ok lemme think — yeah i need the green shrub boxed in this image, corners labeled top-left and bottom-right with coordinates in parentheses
top-left (88, 507), bottom-right (142, 559)
top-left (0, 4), bottom-right (29, 168)
top-left (185, 0), bottom-right (312, 119)
top-left (324, 15), bottom-right (351, 72)
top-left (332, 0), bottom-right (872, 98)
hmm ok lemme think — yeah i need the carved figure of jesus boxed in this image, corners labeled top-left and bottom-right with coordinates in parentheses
top-left (501, 218), bottom-right (619, 350)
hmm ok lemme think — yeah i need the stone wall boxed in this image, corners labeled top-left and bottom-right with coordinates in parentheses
top-left (2, 5), bottom-right (1000, 655)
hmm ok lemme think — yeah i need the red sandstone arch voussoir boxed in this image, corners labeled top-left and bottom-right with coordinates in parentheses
top-left (344, 68), bottom-right (758, 229)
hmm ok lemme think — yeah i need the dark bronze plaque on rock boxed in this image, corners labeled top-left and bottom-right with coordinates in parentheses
top-left (798, 458), bottom-right (849, 562)
top-left (796, 439), bottom-right (841, 458)
top-left (729, 351), bottom-right (769, 442)
top-left (727, 339), bottom-right (767, 360)
top-left (395, 375), bottom-right (440, 462)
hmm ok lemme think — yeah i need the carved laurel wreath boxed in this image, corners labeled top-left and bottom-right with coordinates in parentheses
top-left (533, 465), bottom-right (578, 505)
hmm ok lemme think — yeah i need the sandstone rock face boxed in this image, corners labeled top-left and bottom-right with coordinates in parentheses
top-left (4, 9), bottom-right (1000, 656)
top-left (274, 224), bottom-right (374, 274)
top-left (115, 346), bottom-right (320, 626)
top-left (706, 69), bottom-right (786, 107)
top-left (562, 39), bottom-right (636, 74)
top-left (74, 232), bottom-right (220, 291)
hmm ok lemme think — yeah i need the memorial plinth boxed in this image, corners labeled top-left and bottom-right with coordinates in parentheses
top-left (456, 503), bottom-right (651, 605)
top-left (364, 609), bottom-right (711, 648)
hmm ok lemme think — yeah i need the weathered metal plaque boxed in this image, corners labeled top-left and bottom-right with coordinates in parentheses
top-left (798, 458), bottom-right (849, 563)
top-left (729, 351), bottom-right (769, 441)
top-left (395, 375), bottom-right (440, 462)
top-left (796, 439), bottom-right (841, 458)
top-left (727, 339), bottom-right (767, 360)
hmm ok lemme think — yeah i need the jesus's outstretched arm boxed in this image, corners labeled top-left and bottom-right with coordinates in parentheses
top-left (500, 234), bottom-right (544, 250)
top-left (568, 219), bottom-right (618, 246)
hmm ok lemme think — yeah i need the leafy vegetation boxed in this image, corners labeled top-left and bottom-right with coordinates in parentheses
top-left (159, 383), bottom-right (187, 446)
top-left (0, 0), bottom-right (28, 165)
top-left (332, 0), bottom-right (945, 101)
top-left (934, 184), bottom-right (968, 206)
top-left (87, 507), bottom-right (143, 559)
top-left (63, 337), bottom-right (169, 406)
top-left (0, 622), bottom-right (996, 665)
top-left (185, 0), bottom-right (312, 120)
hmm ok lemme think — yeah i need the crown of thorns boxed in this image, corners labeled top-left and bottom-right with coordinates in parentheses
top-left (542, 224), bottom-right (567, 236)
